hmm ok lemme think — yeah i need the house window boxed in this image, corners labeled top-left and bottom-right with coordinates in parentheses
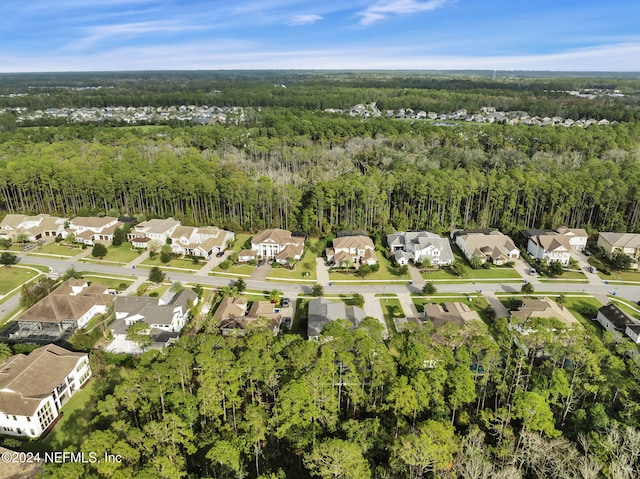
top-left (37, 403), bottom-right (55, 429)
top-left (13, 416), bottom-right (17, 421)
top-left (27, 417), bottom-right (31, 422)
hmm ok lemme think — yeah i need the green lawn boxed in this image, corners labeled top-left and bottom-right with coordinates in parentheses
top-left (104, 243), bottom-right (140, 263)
top-left (380, 298), bottom-right (404, 334)
top-left (599, 270), bottom-right (640, 282)
top-left (564, 296), bottom-right (606, 339)
top-left (145, 283), bottom-right (170, 297)
top-left (212, 263), bottom-right (255, 277)
top-left (267, 241), bottom-right (319, 281)
top-left (539, 270), bottom-right (588, 282)
top-left (421, 246), bottom-right (521, 281)
top-left (330, 253), bottom-right (410, 282)
top-left (33, 242), bottom-right (81, 257)
top-left (0, 266), bottom-right (41, 295)
top-left (80, 274), bottom-right (134, 291)
top-left (140, 255), bottom-right (202, 272)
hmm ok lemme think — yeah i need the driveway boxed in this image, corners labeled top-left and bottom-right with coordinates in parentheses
top-left (316, 258), bottom-right (330, 285)
top-left (250, 262), bottom-right (271, 282)
top-left (572, 250), bottom-right (603, 284)
top-left (362, 293), bottom-right (389, 339)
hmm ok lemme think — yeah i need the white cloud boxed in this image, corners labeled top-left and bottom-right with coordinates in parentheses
top-left (359, 0), bottom-right (450, 25)
top-left (288, 14), bottom-right (323, 26)
top-left (2, 41), bottom-right (640, 72)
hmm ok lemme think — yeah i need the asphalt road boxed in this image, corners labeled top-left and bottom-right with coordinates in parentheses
top-left (19, 254), bottom-right (640, 302)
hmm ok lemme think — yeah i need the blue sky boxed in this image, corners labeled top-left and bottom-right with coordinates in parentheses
top-left (1, 0), bottom-right (639, 72)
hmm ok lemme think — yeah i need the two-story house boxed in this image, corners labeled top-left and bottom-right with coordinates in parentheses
top-left (65, 216), bottom-right (121, 245)
top-left (129, 218), bottom-right (181, 247)
top-left (326, 235), bottom-right (377, 267)
top-left (251, 229), bottom-right (305, 265)
top-left (597, 232), bottom-right (640, 268)
top-left (452, 230), bottom-right (519, 265)
top-left (170, 225), bottom-right (234, 258)
top-left (387, 231), bottom-right (454, 266)
top-left (0, 345), bottom-right (91, 438)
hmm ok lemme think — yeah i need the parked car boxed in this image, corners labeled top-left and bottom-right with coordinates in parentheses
top-left (583, 249), bottom-right (592, 257)
top-left (216, 251), bottom-right (225, 257)
top-left (282, 297), bottom-right (290, 308)
top-left (589, 266), bottom-right (597, 274)
top-left (23, 244), bottom-right (35, 251)
top-left (283, 317), bottom-right (292, 329)
top-left (529, 268), bottom-right (536, 275)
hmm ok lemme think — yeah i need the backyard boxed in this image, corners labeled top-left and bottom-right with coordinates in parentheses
top-left (380, 297), bottom-right (404, 334)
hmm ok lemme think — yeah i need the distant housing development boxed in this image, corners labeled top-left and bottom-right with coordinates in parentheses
top-left (0, 345), bottom-right (91, 438)
top-left (0, 214), bottom-right (67, 242)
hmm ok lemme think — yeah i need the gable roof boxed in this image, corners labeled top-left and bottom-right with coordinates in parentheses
top-left (252, 228), bottom-right (302, 247)
top-left (70, 216), bottom-right (117, 228)
top-left (598, 303), bottom-right (635, 330)
top-left (136, 218), bottom-right (180, 234)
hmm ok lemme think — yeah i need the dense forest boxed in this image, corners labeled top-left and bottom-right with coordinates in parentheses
top-left (1, 114), bottom-right (640, 236)
top-left (42, 311), bottom-right (640, 478)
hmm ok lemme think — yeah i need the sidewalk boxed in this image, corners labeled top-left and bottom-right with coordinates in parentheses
top-left (124, 250), bottom-right (150, 269)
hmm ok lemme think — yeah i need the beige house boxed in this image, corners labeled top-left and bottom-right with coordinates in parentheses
top-left (326, 235), bottom-right (377, 267)
top-left (251, 229), bottom-right (304, 265)
top-left (0, 214), bottom-right (67, 242)
top-left (213, 297), bottom-right (281, 335)
top-left (597, 232), bottom-right (640, 268)
top-left (0, 345), bottom-right (91, 438)
top-left (453, 230), bottom-right (519, 265)
top-left (129, 218), bottom-right (181, 245)
top-left (11, 279), bottom-right (113, 342)
top-left (424, 302), bottom-right (481, 328)
top-left (170, 225), bottom-right (234, 258)
top-left (65, 216), bottom-right (121, 245)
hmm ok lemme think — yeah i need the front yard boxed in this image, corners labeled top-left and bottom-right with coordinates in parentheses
top-left (267, 239), bottom-right (321, 281)
top-left (329, 254), bottom-right (410, 282)
top-left (32, 241), bottom-right (82, 257)
top-left (0, 266), bottom-right (41, 295)
top-left (140, 254), bottom-right (203, 272)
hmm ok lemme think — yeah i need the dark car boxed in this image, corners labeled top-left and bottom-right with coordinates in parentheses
top-left (282, 297), bottom-right (291, 308)
top-left (216, 251), bottom-right (225, 257)
top-left (283, 317), bottom-right (292, 329)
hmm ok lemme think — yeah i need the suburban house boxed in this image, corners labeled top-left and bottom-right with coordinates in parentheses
top-left (508, 298), bottom-right (581, 358)
top-left (7, 279), bottom-right (113, 343)
top-left (452, 230), bottom-right (520, 265)
top-left (0, 344), bottom-right (91, 438)
top-left (526, 233), bottom-right (572, 266)
top-left (129, 217), bottom-right (181, 246)
top-left (0, 214), bottom-right (67, 242)
top-left (597, 232), bottom-right (640, 268)
top-left (510, 298), bottom-right (579, 327)
top-left (307, 297), bottom-right (366, 340)
top-left (111, 288), bottom-right (197, 345)
top-left (423, 302), bottom-right (481, 328)
top-left (386, 231), bottom-right (454, 266)
top-left (555, 227), bottom-right (589, 250)
top-left (326, 235), bottom-right (377, 267)
top-left (213, 297), bottom-right (281, 336)
top-left (596, 303), bottom-right (640, 342)
top-left (250, 229), bottom-right (305, 265)
top-left (169, 225), bottom-right (234, 258)
top-left (64, 216), bottom-right (121, 245)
